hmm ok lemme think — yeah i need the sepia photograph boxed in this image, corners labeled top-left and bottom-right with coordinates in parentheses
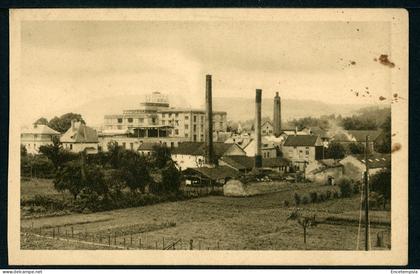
top-left (8, 8), bottom-right (408, 265)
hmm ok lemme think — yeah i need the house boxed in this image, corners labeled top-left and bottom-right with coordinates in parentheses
top-left (242, 139), bottom-right (279, 158)
top-left (171, 142), bottom-right (246, 170)
top-left (182, 166), bottom-right (241, 186)
top-left (261, 120), bottom-right (274, 136)
top-left (219, 155), bottom-right (290, 173)
top-left (332, 129), bottom-right (383, 152)
top-left (339, 153), bottom-right (391, 182)
top-left (137, 142), bottom-right (161, 156)
top-left (282, 135), bottom-right (324, 170)
top-left (21, 124), bottom-right (61, 154)
top-left (305, 159), bottom-right (344, 185)
top-left (60, 120), bottom-right (99, 154)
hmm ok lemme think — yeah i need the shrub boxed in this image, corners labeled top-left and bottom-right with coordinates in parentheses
top-left (318, 192), bottom-right (326, 202)
top-left (301, 195), bottom-right (310, 204)
top-left (283, 200), bottom-right (290, 207)
top-left (337, 176), bottom-right (354, 198)
top-left (21, 195), bottom-right (66, 211)
top-left (21, 155), bottom-right (55, 179)
top-left (309, 192), bottom-right (318, 203)
top-left (325, 190), bottom-right (332, 200)
top-left (294, 193), bottom-right (301, 205)
top-left (332, 191), bottom-right (340, 199)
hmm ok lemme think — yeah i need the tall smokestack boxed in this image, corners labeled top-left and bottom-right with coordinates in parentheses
top-left (273, 92), bottom-right (281, 137)
top-left (206, 74), bottom-right (214, 165)
top-left (255, 89), bottom-right (262, 168)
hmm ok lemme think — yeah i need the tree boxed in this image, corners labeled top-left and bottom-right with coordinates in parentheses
top-left (337, 176), bottom-right (354, 198)
top-left (54, 160), bottom-right (85, 199)
top-left (107, 140), bottom-right (124, 169)
top-left (161, 162), bottom-right (182, 193)
top-left (48, 113), bottom-right (85, 133)
top-left (39, 137), bottom-right (77, 169)
top-left (325, 142), bottom-right (346, 159)
top-left (119, 150), bottom-right (151, 193)
top-left (20, 145), bottom-right (27, 157)
top-left (370, 168), bottom-right (391, 209)
top-left (287, 210), bottom-right (318, 247)
top-left (152, 145), bottom-right (172, 169)
top-left (34, 117), bottom-right (48, 125)
top-left (348, 142), bottom-right (365, 154)
top-left (375, 115), bottom-right (391, 153)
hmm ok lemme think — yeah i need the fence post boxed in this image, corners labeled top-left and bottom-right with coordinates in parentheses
top-left (123, 237), bottom-right (126, 247)
top-left (108, 235), bottom-right (111, 246)
top-left (217, 241), bottom-right (220, 250)
top-left (85, 228), bottom-right (87, 240)
top-left (162, 237), bottom-right (165, 249)
top-left (57, 226), bottom-right (60, 236)
top-left (155, 241), bottom-right (158, 249)
top-left (71, 227), bottom-right (74, 238)
top-left (65, 230), bottom-right (68, 239)
top-left (52, 228), bottom-right (55, 238)
top-left (130, 234), bottom-right (133, 246)
top-left (114, 232), bottom-right (117, 245)
top-left (199, 241), bottom-right (201, 250)
top-left (190, 239), bottom-right (193, 250)
top-left (139, 238), bottom-right (142, 249)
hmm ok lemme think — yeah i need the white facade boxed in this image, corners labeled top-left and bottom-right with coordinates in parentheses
top-left (20, 124), bottom-right (60, 154)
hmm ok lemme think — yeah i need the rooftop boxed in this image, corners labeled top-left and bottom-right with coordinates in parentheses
top-left (183, 166), bottom-right (241, 181)
top-left (21, 124), bottom-right (60, 135)
top-left (283, 135), bottom-right (321, 147)
top-left (60, 121), bottom-right (99, 143)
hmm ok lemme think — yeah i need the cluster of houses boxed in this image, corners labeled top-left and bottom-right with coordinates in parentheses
top-left (21, 80), bottom-right (390, 189)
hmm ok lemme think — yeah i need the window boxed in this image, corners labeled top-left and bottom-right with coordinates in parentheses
top-left (185, 115), bottom-right (189, 120)
top-left (175, 113), bottom-right (179, 118)
top-left (152, 118), bottom-right (156, 124)
top-left (70, 144), bottom-right (73, 150)
top-left (128, 118), bottom-right (133, 123)
top-left (175, 129), bottom-right (179, 135)
top-left (175, 120), bottom-right (179, 126)
top-left (200, 134), bottom-right (204, 141)
top-left (200, 125), bottom-right (203, 131)
top-left (162, 113), bottom-right (166, 118)
top-left (306, 150), bottom-right (309, 155)
top-left (130, 143), bottom-right (134, 150)
top-left (201, 116), bottom-right (204, 123)
top-left (117, 125), bottom-right (122, 130)
top-left (118, 118), bottom-right (123, 123)
top-left (193, 125), bottom-right (197, 132)
top-left (193, 116), bottom-right (197, 122)
top-left (185, 124), bottom-right (189, 130)
top-left (185, 133), bottom-right (189, 138)
top-left (193, 134), bottom-right (197, 141)
top-left (122, 142), bottom-right (126, 149)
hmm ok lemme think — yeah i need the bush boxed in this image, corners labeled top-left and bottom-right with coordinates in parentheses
top-left (318, 192), bottom-right (326, 202)
top-left (294, 193), bottom-right (301, 205)
top-left (21, 195), bottom-right (66, 211)
top-left (326, 190), bottom-right (332, 200)
top-left (301, 195), bottom-right (310, 204)
top-left (283, 200), bottom-right (290, 207)
top-left (333, 191), bottom-right (340, 199)
top-left (337, 176), bottom-right (354, 198)
top-left (21, 155), bottom-right (55, 179)
top-left (309, 192), bottom-right (318, 203)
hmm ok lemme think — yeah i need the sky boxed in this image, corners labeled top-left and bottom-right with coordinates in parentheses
top-left (20, 19), bottom-right (393, 124)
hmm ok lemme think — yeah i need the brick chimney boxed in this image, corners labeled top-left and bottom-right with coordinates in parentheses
top-left (273, 92), bottom-right (281, 137)
top-left (206, 74), bottom-right (214, 165)
top-left (255, 89), bottom-right (262, 168)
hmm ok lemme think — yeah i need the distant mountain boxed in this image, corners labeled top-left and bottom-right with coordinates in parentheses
top-left (59, 95), bottom-right (378, 127)
top-left (212, 97), bottom-right (375, 123)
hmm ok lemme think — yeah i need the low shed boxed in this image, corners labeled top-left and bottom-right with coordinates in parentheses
top-left (183, 166), bottom-right (241, 186)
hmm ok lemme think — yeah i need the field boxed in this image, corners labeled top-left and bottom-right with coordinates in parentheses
top-left (21, 179), bottom-right (391, 250)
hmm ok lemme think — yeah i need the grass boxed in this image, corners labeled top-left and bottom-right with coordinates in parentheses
top-left (21, 180), bottom-right (391, 250)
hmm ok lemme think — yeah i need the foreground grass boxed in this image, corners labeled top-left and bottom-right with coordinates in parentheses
top-left (21, 184), bottom-right (391, 250)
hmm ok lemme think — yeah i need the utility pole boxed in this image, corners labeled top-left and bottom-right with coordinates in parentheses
top-left (364, 135), bottom-right (370, 251)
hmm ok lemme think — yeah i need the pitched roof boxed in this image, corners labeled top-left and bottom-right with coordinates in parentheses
top-left (283, 135), bottom-right (320, 147)
top-left (137, 142), bottom-right (162, 151)
top-left (351, 153), bottom-right (391, 169)
top-left (347, 130), bottom-right (383, 142)
top-left (220, 155), bottom-right (290, 170)
top-left (184, 166), bottom-right (241, 180)
top-left (60, 122), bottom-right (98, 143)
top-left (318, 159), bottom-right (343, 168)
top-left (172, 142), bottom-right (242, 158)
top-left (21, 124), bottom-right (60, 135)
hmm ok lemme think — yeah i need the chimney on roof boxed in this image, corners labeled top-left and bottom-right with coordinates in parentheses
top-left (254, 89), bottom-right (262, 169)
top-left (205, 74), bottom-right (214, 165)
top-left (273, 92), bottom-right (281, 137)
top-left (71, 119), bottom-right (76, 130)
